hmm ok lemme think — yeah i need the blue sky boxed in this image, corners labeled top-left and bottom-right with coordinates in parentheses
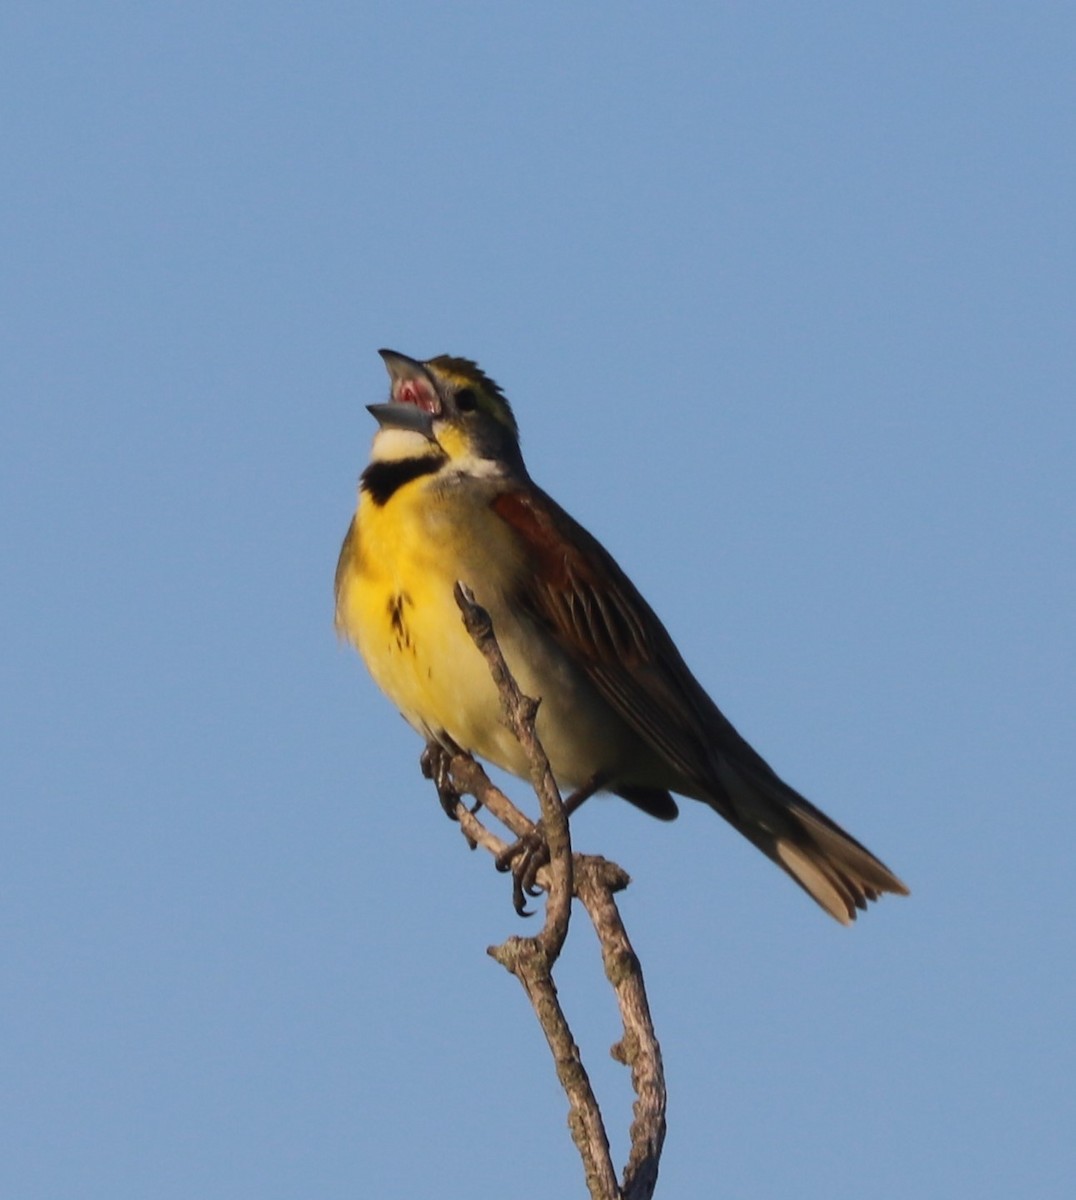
top-left (3, 4), bottom-right (1074, 1197)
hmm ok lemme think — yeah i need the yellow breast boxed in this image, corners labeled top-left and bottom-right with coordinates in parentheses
top-left (335, 473), bottom-right (534, 774)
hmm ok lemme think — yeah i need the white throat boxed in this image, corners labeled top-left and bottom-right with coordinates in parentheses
top-left (370, 427), bottom-right (439, 463)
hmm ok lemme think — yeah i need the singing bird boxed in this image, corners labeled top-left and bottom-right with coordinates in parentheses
top-left (335, 350), bottom-right (908, 923)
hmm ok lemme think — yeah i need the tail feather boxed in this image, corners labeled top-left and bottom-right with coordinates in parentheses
top-left (774, 840), bottom-right (866, 925)
top-left (715, 765), bottom-right (909, 924)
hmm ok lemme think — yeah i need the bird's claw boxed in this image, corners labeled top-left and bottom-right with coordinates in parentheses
top-left (495, 826), bottom-right (550, 916)
top-left (420, 743), bottom-right (461, 819)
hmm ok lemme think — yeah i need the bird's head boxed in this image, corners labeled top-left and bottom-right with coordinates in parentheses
top-left (368, 349), bottom-right (524, 476)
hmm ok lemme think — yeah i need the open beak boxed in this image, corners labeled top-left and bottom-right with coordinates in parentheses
top-left (367, 349), bottom-right (441, 434)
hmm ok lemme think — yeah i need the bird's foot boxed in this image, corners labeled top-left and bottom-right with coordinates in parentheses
top-left (495, 826), bottom-right (549, 916)
top-left (420, 741), bottom-right (463, 819)
top-left (493, 772), bottom-right (610, 915)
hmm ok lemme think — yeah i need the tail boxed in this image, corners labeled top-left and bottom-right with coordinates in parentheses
top-left (713, 763), bottom-right (909, 925)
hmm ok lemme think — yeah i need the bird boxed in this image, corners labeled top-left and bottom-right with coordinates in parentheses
top-left (335, 349), bottom-right (908, 924)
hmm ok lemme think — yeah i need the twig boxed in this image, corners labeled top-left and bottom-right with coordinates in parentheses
top-left (577, 861), bottom-right (666, 1200)
top-left (422, 584), bottom-right (666, 1200)
top-left (453, 582), bottom-right (572, 958)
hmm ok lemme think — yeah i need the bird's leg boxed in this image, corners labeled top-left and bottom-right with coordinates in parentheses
top-left (496, 771), bottom-right (610, 915)
top-left (420, 739), bottom-right (465, 819)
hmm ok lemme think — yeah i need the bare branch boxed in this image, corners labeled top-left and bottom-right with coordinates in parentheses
top-left (453, 582), bottom-right (572, 958)
top-left (418, 584), bottom-right (667, 1200)
top-left (488, 934), bottom-right (621, 1199)
top-left (577, 861), bottom-right (667, 1200)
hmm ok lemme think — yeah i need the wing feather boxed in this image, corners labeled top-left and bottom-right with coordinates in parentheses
top-left (491, 487), bottom-right (734, 803)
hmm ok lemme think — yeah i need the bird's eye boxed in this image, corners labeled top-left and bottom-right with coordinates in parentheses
top-left (456, 387), bottom-right (478, 412)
